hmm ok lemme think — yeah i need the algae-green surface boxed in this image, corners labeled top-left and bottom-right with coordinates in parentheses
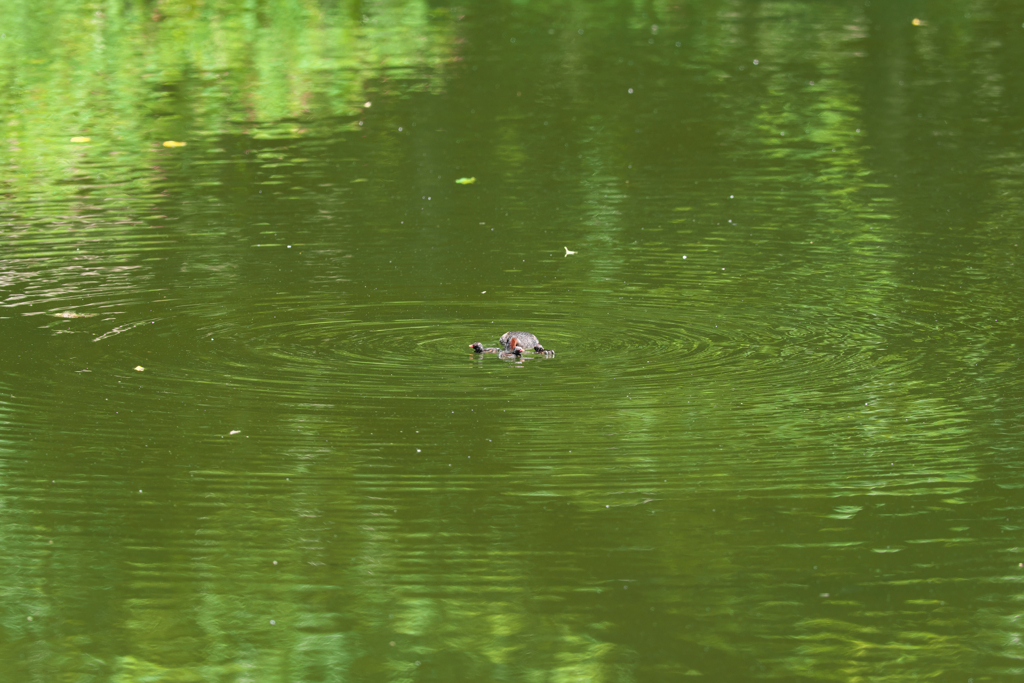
top-left (2, 1), bottom-right (1023, 680)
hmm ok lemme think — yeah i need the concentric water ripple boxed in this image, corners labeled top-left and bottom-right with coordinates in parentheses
top-left (93, 291), bottom-right (928, 417)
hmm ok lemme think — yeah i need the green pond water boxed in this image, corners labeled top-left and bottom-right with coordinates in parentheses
top-left (2, 1), bottom-right (1023, 680)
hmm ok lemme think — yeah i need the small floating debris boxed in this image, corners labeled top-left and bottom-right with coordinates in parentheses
top-left (229, 430), bottom-right (241, 435)
top-left (455, 177), bottom-right (476, 185)
top-left (93, 320), bottom-right (154, 342)
top-left (70, 136), bottom-right (91, 143)
top-left (162, 140), bottom-right (187, 148)
top-left (564, 246), bottom-right (577, 256)
top-left (134, 366), bottom-right (145, 372)
top-left (54, 311), bottom-right (95, 319)
top-left (911, 18), bottom-right (925, 26)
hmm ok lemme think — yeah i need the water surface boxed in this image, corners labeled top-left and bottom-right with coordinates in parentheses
top-left (2, 1), bottom-right (1023, 680)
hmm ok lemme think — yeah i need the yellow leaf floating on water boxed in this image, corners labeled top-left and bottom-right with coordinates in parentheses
top-left (911, 18), bottom-right (924, 26)
top-left (70, 136), bottom-right (91, 143)
top-left (134, 366), bottom-right (145, 372)
top-left (455, 177), bottom-right (476, 185)
top-left (162, 140), bottom-right (187, 148)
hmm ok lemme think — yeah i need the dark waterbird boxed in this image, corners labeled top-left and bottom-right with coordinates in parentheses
top-left (499, 331), bottom-right (555, 356)
top-left (470, 332), bottom-right (555, 357)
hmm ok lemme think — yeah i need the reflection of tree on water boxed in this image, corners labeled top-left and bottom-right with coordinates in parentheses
top-left (0, 1), bottom-right (1021, 681)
